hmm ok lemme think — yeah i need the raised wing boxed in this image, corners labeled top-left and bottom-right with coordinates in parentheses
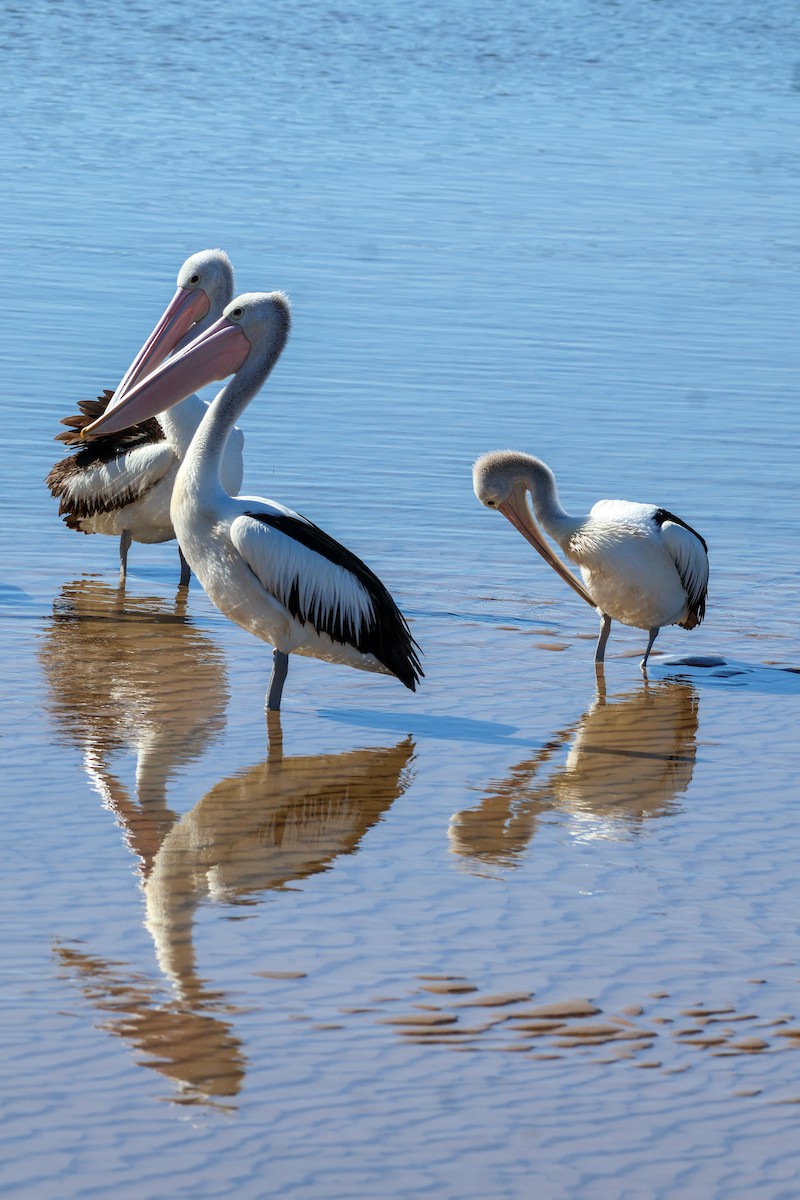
top-left (45, 439), bottom-right (177, 525)
top-left (655, 509), bottom-right (709, 629)
top-left (55, 390), bottom-right (164, 449)
top-left (230, 508), bottom-right (422, 689)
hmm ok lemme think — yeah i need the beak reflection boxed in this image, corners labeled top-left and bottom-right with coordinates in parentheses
top-left (449, 678), bottom-right (699, 872)
top-left (54, 732), bottom-right (415, 1108)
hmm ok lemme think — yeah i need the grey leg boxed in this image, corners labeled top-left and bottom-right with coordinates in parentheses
top-left (641, 627), bottom-right (660, 670)
top-left (178, 545), bottom-right (191, 588)
top-left (266, 649), bottom-right (290, 712)
top-left (119, 529), bottom-right (132, 583)
top-left (595, 613), bottom-right (612, 663)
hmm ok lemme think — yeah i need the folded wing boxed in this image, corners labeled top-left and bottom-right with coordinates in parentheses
top-left (230, 507), bottom-right (422, 689)
top-left (656, 509), bottom-right (709, 629)
top-left (45, 439), bottom-right (177, 525)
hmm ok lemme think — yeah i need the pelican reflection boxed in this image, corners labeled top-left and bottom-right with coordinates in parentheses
top-left (40, 578), bottom-right (228, 870)
top-left (53, 941), bottom-right (245, 1109)
top-left (145, 736), bottom-right (415, 1002)
top-left (450, 677), bottom-right (699, 870)
top-left (54, 734), bottom-right (414, 1106)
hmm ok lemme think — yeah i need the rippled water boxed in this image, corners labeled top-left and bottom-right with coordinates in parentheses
top-left (2, 1), bottom-right (800, 1196)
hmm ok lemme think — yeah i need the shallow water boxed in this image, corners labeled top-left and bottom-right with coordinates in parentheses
top-left (2, 1), bottom-right (800, 1196)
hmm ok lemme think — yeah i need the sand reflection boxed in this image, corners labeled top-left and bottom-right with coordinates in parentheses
top-left (39, 578), bottom-right (228, 872)
top-left (367, 974), bottom-right (791, 1066)
top-left (450, 674), bottom-right (699, 869)
top-left (54, 732), bottom-right (414, 1106)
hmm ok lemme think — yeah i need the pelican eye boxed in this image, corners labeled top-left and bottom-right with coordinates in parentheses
top-left (231, 307), bottom-right (244, 319)
top-left (486, 499), bottom-right (496, 507)
top-left (189, 273), bottom-right (200, 284)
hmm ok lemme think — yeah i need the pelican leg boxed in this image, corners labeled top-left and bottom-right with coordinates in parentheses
top-left (266, 649), bottom-right (289, 712)
top-left (119, 529), bottom-right (132, 583)
top-left (641, 627), bottom-right (660, 671)
top-left (595, 613), bottom-right (612, 663)
top-left (178, 545), bottom-right (191, 588)
top-left (266, 710), bottom-right (283, 760)
top-left (594, 661), bottom-right (607, 701)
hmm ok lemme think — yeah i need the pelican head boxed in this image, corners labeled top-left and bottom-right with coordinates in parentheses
top-left (108, 248), bottom-right (236, 409)
top-left (176, 249), bottom-right (234, 321)
top-left (221, 291), bottom-right (292, 350)
top-left (82, 292), bottom-right (291, 440)
top-left (472, 450), bottom-right (547, 510)
top-left (473, 450), bottom-right (595, 608)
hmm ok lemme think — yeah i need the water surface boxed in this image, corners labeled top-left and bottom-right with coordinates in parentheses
top-left (2, 1), bottom-right (800, 1196)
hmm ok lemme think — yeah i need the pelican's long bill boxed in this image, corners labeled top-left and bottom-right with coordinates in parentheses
top-left (82, 317), bottom-right (252, 440)
top-left (499, 483), bottom-right (596, 609)
top-left (109, 285), bottom-right (212, 410)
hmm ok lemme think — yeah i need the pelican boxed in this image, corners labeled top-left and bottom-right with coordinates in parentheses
top-left (45, 249), bottom-right (244, 585)
top-left (473, 450), bottom-right (709, 667)
top-left (81, 292), bottom-right (423, 710)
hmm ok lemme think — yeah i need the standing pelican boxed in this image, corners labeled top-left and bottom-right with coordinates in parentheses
top-left (46, 250), bottom-right (244, 584)
top-left (82, 292), bottom-right (422, 710)
top-left (473, 450), bottom-right (709, 667)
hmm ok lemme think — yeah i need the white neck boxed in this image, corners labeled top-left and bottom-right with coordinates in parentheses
top-left (158, 286), bottom-right (232, 454)
top-left (523, 460), bottom-right (583, 548)
top-left (158, 393), bottom-right (208, 453)
top-left (176, 344), bottom-right (274, 501)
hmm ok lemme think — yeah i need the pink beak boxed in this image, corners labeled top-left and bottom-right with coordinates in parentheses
top-left (108, 286), bottom-right (212, 409)
top-left (82, 317), bottom-right (251, 439)
top-left (499, 483), bottom-right (597, 609)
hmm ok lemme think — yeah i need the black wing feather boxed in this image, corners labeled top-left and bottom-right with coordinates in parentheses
top-left (244, 510), bottom-right (423, 691)
top-left (45, 390), bottom-right (168, 527)
top-left (53, 389), bottom-right (164, 451)
top-left (653, 508), bottom-right (707, 552)
top-left (653, 507), bottom-right (708, 628)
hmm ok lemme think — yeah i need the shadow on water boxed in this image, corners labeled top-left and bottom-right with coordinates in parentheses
top-left (39, 578), bottom-right (229, 870)
top-left (449, 672), bottom-right (700, 873)
top-left (319, 707), bottom-right (524, 744)
top-left (53, 718), bottom-right (415, 1108)
top-left (0, 580), bottom-right (40, 611)
top-left (654, 654), bottom-right (800, 695)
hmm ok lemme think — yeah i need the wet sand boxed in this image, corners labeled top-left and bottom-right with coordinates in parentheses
top-left (2, 0), bottom-right (800, 1195)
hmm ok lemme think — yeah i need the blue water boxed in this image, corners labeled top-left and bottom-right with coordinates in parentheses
top-left (2, 2), bottom-right (800, 1196)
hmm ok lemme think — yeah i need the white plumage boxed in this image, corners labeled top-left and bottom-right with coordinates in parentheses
top-left (82, 292), bottom-right (422, 711)
top-left (473, 450), bottom-right (709, 667)
top-left (46, 249), bottom-right (243, 583)
top-left (229, 509), bottom-right (378, 659)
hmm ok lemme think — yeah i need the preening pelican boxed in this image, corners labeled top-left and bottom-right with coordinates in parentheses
top-left (473, 450), bottom-right (709, 667)
top-left (46, 249), bottom-right (244, 584)
top-left (82, 292), bottom-right (423, 711)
